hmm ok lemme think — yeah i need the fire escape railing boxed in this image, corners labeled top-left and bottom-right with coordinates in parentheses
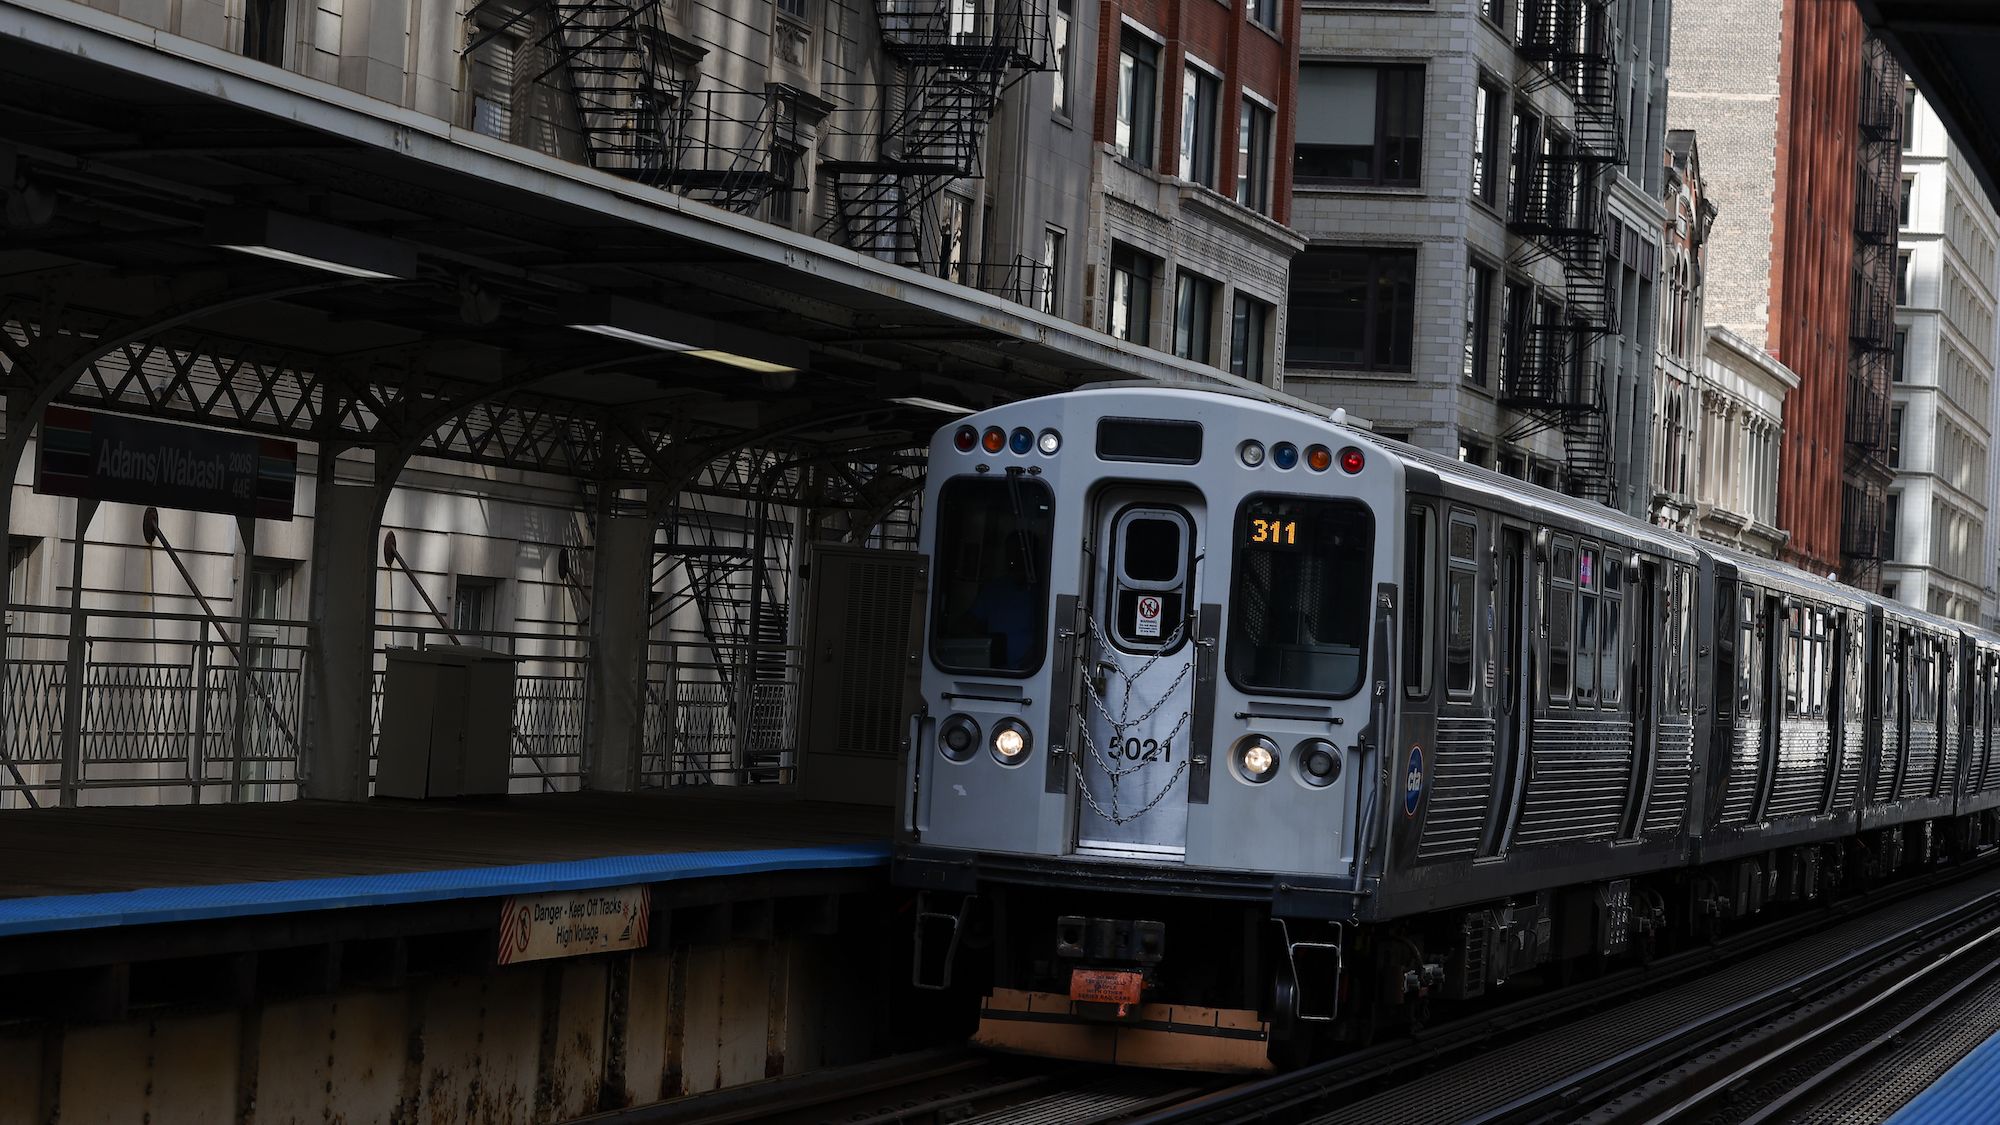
top-left (1506, 0), bottom-right (1621, 505)
top-left (817, 0), bottom-right (1049, 271)
top-left (464, 0), bottom-right (817, 215)
top-left (1842, 36), bottom-right (1906, 586)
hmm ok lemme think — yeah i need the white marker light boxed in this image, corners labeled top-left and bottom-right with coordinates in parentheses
top-left (1242, 744), bottom-right (1275, 776)
top-left (994, 727), bottom-right (1027, 759)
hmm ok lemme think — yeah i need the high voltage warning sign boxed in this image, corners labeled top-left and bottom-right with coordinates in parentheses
top-left (498, 885), bottom-right (652, 964)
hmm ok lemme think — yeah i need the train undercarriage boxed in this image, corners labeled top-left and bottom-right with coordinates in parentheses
top-left (902, 810), bottom-right (2000, 1071)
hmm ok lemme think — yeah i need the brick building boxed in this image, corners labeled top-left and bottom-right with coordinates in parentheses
top-left (1669, 0), bottom-right (1903, 583)
top-left (1085, 0), bottom-right (1305, 381)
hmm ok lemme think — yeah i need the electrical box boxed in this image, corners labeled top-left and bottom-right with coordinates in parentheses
top-left (375, 645), bottom-right (517, 798)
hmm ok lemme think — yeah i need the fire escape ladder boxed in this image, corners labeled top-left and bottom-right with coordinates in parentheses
top-left (468, 0), bottom-right (814, 215)
top-left (1843, 35), bottom-right (1904, 586)
top-left (1506, 0), bottom-right (1621, 504)
top-left (819, 1), bottom-right (1049, 268)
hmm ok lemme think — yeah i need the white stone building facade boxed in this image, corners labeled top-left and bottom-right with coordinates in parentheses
top-left (1886, 88), bottom-right (1995, 624)
top-left (1286, 0), bottom-right (1668, 514)
top-left (1692, 327), bottom-right (1794, 558)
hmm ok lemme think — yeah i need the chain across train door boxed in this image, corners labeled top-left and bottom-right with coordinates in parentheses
top-left (1073, 492), bottom-right (1202, 857)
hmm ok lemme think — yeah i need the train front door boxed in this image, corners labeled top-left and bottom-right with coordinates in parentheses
top-left (1074, 491), bottom-right (1202, 857)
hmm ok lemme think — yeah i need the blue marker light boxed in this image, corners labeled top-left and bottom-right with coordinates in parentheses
top-left (1010, 427), bottom-right (1034, 454)
top-left (1272, 442), bottom-right (1299, 470)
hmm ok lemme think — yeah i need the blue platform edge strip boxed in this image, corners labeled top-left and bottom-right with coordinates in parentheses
top-left (0, 842), bottom-right (892, 937)
top-left (1885, 1027), bottom-right (2000, 1124)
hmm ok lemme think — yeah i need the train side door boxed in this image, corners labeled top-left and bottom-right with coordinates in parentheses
top-left (1619, 560), bottom-right (1660, 840)
top-left (1074, 492), bottom-right (1202, 857)
top-left (1481, 524), bottom-right (1532, 856)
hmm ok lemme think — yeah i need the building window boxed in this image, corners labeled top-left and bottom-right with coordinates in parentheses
top-left (1894, 328), bottom-right (1908, 381)
top-left (1897, 250), bottom-right (1912, 305)
top-left (1287, 247), bottom-right (1418, 371)
top-left (1180, 63), bottom-right (1222, 187)
top-left (1230, 293), bottom-right (1272, 383)
top-left (1900, 175), bottom-right (1915, 227)
top-left (1116, 29), bottom-right (1161, 165)
top-left (469, 29), bottom-right (520, 141)
top-left (1051, 0), bottom-right (1073, 117)
top-left (1237, 98), bottom-right (1275, 213)
top-left (1109, 241), bottom-right (1158, 346)
top-left (1295, 65), bottom-right (1423, 187)
top-left (1473, 81), bottom-right (1502, 206)
top-left (1174, 270), bottom-right (1218, 362)
top-left (1500, 278), bottom-right (1531, 392)
top-left (1465, 260), bottom-right (1494, 386)
top-left (1480, 0), bottom-right (1505, 25)
top-left (1903, 85), bottom-right (1916, 151)
top-left (243, 0), bottom-right (287, 66)
top-left (1889, 406), bottom-right (1904, 467)
top-left (1041, 226), bottom-right (1064, 314)
top-left (6, 536), bottom-right (35, 618)
top-left (1885, 493), bottom-right (1900, 559)
top-left (454, 577), bottom-right (497, 635)
top-left (1510, 108), bottom-right (1541, 222)
top-left (1459, 440), bottom-right (1489, 467)
top-left (1248, 0), bottom-right (1277, 32)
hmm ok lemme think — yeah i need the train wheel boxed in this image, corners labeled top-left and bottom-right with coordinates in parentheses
top-left (1267, 961), bottom-right (1313, 1069)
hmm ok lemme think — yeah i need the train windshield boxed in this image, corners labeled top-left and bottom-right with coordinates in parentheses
top-left (1227, 496), bottom-right (1375, 697)
top-left (929, 476), bottom-right (1056, 675)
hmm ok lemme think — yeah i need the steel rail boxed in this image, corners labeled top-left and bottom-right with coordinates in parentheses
top-left (1128, 852), bottom-right (2000, 1125)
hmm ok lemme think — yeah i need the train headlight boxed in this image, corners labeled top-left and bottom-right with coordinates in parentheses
top-left (991, 720), bottom-right (1032, 765)
top-left (1296, 739), bottom-right (1342, 788)
top-left (1234, 736), bottom-right (1280, 783)
top-left (1037, 429), bottom-right (1062, 455)
top-left (1239, 441), bottom-right (1266, 468)
top-left (939, 714), bottom-right (980, 762)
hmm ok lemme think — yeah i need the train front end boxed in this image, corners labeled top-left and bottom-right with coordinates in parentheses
top-left (897, 386), bottom-right (1400, 1069)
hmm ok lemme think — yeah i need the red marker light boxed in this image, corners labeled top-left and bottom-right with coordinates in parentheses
top-left (954, 425), bottom-right (978, 452)
top-left (1306, 445), bottom-right (1333, 472)
top-left (981, 427), bottom-right (1007, 454)
top-left (1339, 447), bottom-right (1366, 474)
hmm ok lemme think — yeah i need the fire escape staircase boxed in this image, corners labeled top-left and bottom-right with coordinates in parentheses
top-left (1843, 43), bottom-right (1905, 582)
top-left (467, 0), bottom-right (812, 214)
top-left (1505, 0), bottom-right (1623, 505)
top-left (819, 1), bottom-right (1047, 267)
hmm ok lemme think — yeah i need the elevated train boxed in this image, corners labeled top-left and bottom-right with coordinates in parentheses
top-left (894, 385), bottom-right (2000, 1070)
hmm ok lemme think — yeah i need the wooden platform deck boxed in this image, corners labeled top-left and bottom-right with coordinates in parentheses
top-left (0, 791), bottom-right (893, 920)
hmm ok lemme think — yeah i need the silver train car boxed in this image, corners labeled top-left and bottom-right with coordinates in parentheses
top-left (894, 385), bottom-right (2000, 1070)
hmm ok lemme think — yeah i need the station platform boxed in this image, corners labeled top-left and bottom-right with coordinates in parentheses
top-left (0, 790), bottom-right (891, 937)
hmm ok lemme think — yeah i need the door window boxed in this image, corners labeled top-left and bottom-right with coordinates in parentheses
top-left (1107, 508), bottom-right (1192, 651)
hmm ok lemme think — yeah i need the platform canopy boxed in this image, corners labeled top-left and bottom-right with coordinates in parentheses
top-left (1863, 0), bottom-right (2000, 215)
top-left (0, 0), bottom-right (1286, 484)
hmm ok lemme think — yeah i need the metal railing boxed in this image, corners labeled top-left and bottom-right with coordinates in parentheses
top-left (1, 604), bottom-right (309, 809)
top-left (639, 634), bottom-right (801, 788)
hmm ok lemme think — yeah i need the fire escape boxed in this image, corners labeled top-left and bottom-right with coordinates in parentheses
top-left (465, 0), bottom-right (820, 214)
top-left (1503, 0), bottom-right (1623, 505)
top-left (1842, 39), bottom-right (1904, 589)
top-left (818, 1), bottom-right (1047, 270)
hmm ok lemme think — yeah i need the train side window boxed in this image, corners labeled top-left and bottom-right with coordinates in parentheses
top-left (1783, 607), bottom-right (1802, 716)
top-left (1445, 513), bottom-right (1478, 698)
top-left (1738, 592), bottom-right (1757, 713)
top-left (1404, 505), bottom-right (1435, 699)
top-left (1600, 556), bottom-right (1623, 707)
top-left (1576, 545), bottom-right (1598, 705)
top-left (1548, 537), bottom-right (1574, 704)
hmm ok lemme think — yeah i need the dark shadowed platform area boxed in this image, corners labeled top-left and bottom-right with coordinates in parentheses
top-left (0, 792), bottom-right (894, 936)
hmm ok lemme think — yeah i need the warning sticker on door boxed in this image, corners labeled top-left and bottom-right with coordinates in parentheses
top-left (1135, 595), bottom-right (1163, 638)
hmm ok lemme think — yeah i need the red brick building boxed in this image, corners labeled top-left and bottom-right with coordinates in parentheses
top-left (1082, 1), bottom-right (1304, 380)
top-left (1766, 0), bottom-right (1902, 581)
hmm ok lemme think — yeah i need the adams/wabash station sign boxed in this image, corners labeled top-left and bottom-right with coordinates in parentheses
top-left (34, 405), bottom-right (299, 520)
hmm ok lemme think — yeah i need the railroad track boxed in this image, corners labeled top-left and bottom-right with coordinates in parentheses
top-left (586, 1045), bottom-right (1222, 1125)
top-left (595, 855), bottom-right (2000, 1125)
top-left (1131, 852), bottom-right (2000, 1125)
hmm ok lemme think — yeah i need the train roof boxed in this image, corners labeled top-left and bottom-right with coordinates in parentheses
top-left (1023, 384), bottom-right (2000, 645)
